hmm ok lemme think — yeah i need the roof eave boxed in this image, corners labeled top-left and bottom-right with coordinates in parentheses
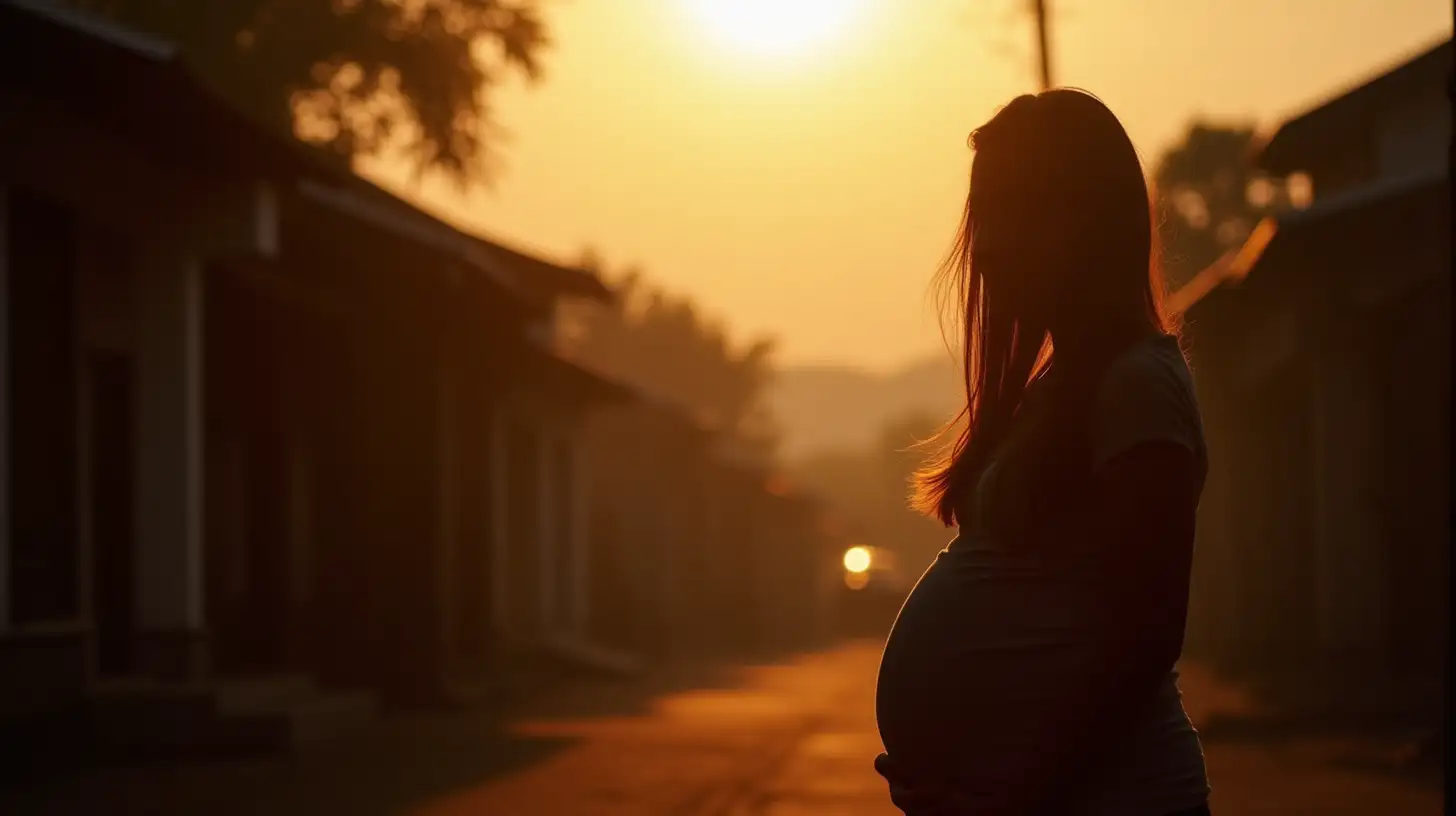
top-left (2, 0), bottom-right (176, 62)
top-left (1253, 37), bottom-right (1453, 175)
top-left (1253, 124), bottom-right (1299, 175)
top-left (473, 243), bottom-right (615, 304)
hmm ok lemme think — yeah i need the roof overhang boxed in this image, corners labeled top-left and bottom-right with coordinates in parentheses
top-left (297, 178), bottom-right (611, 307)
top-left (0, 0), bottom-right (328, 184)
top-left (1183, 170), bottom-right (1449, 321)
top-left (1256, 38), bottom-right (1453, 175)
top-left (470, 241), bottom-right (614, 304)
top-left (517, 347), bottom-right (638, 406)
top-left (1, 0), bottom-right (611, 310)
top-left (1256, 170), bottom-right (1449, 269)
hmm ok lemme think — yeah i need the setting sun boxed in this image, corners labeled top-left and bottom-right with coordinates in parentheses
top-left (688, 0), bottom-right (865, 57)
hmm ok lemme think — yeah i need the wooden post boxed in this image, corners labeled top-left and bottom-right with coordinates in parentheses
top-left (1032, 0), bottom-right (1053, 90)
top-left (132, 247), bottom-right (206, 678)
top-left (0, 186), bottom-right (9, 632)
top-left (489, 404), bottom-right (510, 634)
top-left (536, 422), bottom-right (556, 634)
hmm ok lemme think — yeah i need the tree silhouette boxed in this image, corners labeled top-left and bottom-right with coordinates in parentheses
top-left (561, 255), bottom-right (780, 460)
top-left (1153, 122), bottom-right (1293, 290)
top-left (68, 0), bottom-right (549, 184)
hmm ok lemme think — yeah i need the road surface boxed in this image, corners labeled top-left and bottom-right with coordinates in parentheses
top-left (1, 641), bottom-right (1441, 814)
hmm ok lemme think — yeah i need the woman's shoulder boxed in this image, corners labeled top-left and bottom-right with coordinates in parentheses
top-left (1098, 334), bottom-right (1194, 400)
top-left (1089, 334), bottom-right (1203, 468)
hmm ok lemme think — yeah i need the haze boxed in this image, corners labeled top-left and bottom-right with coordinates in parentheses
top-left (363, 0), bottom-right (1452, 372)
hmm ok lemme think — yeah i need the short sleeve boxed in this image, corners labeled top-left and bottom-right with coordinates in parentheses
top-left (1089, 340), bottom-right (1205, 471)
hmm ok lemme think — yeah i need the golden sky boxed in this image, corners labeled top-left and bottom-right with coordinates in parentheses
top-left (363, 0), bottom-right (1451, 372)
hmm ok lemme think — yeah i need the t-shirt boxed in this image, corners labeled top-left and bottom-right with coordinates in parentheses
top-left (875, 334), bottom-right (1211, 815)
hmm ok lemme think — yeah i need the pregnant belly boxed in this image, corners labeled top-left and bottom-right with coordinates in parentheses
top-left (875, 547), bottom-right (1108, 770)
top-left (874, 545), bottom-right (1210, 812)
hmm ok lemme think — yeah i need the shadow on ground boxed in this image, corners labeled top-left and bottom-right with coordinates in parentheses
top-left (1180, 660), bottom-right (1446, 802)
top-left (0, 645), bottom-right (828, 816)
top-left (1, 719), bottom-right (572, 816)
top-left (504, 646), bottom-right (813, 723)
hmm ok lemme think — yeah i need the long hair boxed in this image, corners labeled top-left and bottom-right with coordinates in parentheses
top-left (911, 89), bottom-right (1175, 527)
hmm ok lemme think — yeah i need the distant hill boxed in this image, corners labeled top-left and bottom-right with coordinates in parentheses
top-left (770, 355), bottom-right (961, 462)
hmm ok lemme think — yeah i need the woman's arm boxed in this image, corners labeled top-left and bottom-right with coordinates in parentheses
top-left (1009, 439), bottom-right (1200, 813)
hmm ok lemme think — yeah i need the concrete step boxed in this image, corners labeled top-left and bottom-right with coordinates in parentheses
top-left (438, 678), bottom-right (502, 709)
top-left (88, 700), bottom-right (279, 760)
top-left (88, 681), bottom-right (218, 747)
top-left (283, 690), bottom-right (377, 745)
top-left (86, 676), bottom-right (377, 758)
top-left (213, 674), bottom-right (318, 716)
top-left (541, 635), bottom-right (644, 678)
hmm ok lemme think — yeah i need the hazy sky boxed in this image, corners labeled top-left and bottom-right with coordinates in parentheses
top-left (364, 0), bottom-right (1451, 372)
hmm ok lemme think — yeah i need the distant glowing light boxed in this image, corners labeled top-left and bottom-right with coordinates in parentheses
top-left (844, 570), bottom-right (870, 591)
top-left (1287, 172), bottom-right (1314, 209)
top-left (843, 546), bottom-right (872, 574)
top-left (688, 0), bottom-right (865, 57)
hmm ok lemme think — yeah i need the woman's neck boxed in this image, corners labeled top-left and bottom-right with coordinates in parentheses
top-left (1048, 321), bottom-right (1158, 376)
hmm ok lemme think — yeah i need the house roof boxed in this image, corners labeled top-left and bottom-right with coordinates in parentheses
top-left (4, 0), bottom-right (175, 60)
top-left (1273, 165), bottom-right (1448, 229)
top-left (0, 0), bottom-right (326, 183)
top-left (1257, 37), bottom-right (1453, 175)
top-left (296, 178), bottom-right (612, 305)
top-left (0, 0), bottom-right (610, 306)
top-left (1253, 170), bottom-right (1449, 274)
top-left (1183, 168), bottom-right (1449, 323)
top-left (521, 344), bottom-right (638, 405)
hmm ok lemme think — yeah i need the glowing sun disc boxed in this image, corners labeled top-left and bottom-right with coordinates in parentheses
top-left (689, 0), bottom-right (863, 56)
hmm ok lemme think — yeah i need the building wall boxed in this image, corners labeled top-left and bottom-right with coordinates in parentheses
top-left (580, 404), bottom-right (832, 661)
top-left (1307, 333), bottom-right (1390, 655)
top-left (0, 186), bottom-right (89, 719)
top-left (1187, 310), bottom-right (1321, 670)
top-left (580, 406), bottom-right (693, 656)
top-left (0, 69), bottom-right (298, 721)
top-left (1190, 270), bottom-right (1447, 674)
top-left (1374, 87), bottom-right (1452, 182)
top-left (1306, 132), bottom-right (1378, 199)
top-left (1185, 57), bottom-right (1451, 680)
top-left (1366, 280), bottom-right (1450, 673)
top-left (2, 192), bottom-right (218, 710)
top-left (1, 183), bottom-right (204, 705)
top-left (4, 188), bottom-right (81, 628)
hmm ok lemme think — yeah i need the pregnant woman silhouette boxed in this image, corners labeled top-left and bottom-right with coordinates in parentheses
top-left (874, 89), bottom-right (1213, 816)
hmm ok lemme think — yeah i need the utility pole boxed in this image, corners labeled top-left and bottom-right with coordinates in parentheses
top-left (1032, 0), bottom-right (1052, 90)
